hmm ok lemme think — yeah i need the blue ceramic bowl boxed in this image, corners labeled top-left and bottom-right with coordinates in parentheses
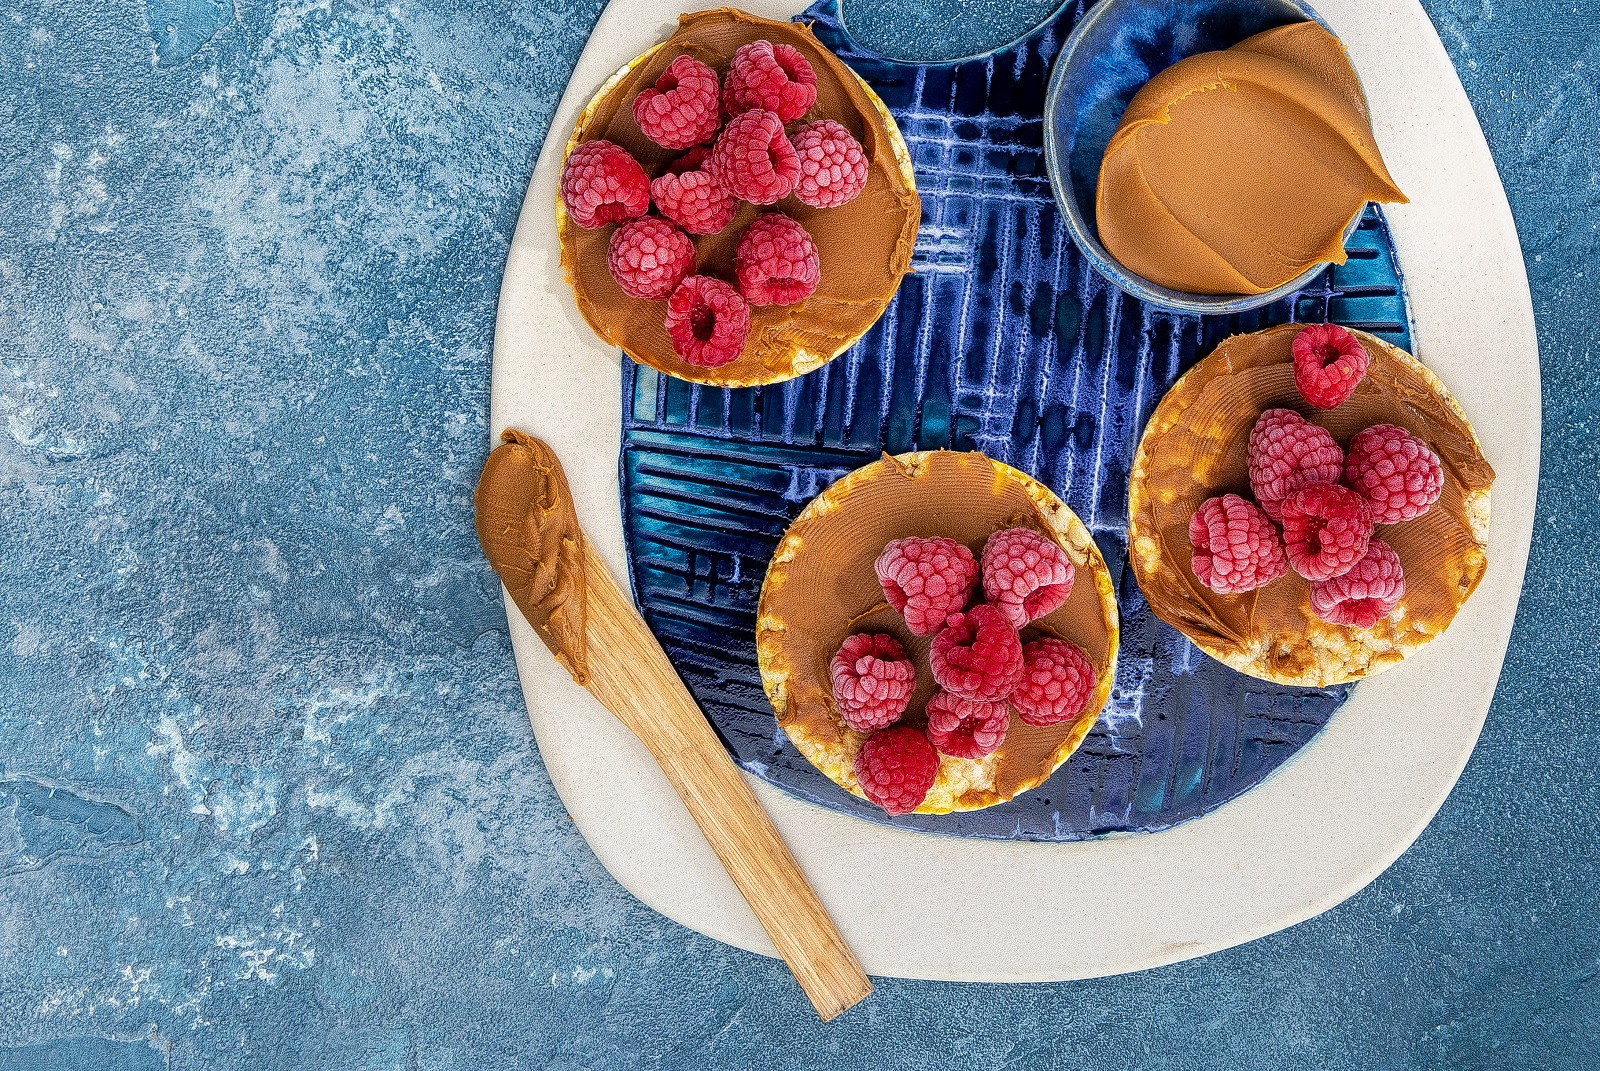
top-left (1042, 0), bottom-right (1354, 314)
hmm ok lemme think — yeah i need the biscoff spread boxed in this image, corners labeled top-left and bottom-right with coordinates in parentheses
top-left (1096, 22), bottom-right (1407, 295)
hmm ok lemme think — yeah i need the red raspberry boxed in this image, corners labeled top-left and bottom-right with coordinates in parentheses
top-left (874, 536), bottom-right (978, 636)
top-left (559, 140), bottom-right (650, 229)
top-left (924, 691), bottom-right (1008, 759)
top-left (722, 39), bottom-right (817, 123)
top-left (663, 275), bottom-right (750, 368)
top-left (1310, 538), bottom-right (1407, 628)
top-left (1247, 408), bottom-right (1344, 522)
top-left (930, 604), bottom-right (1024, 703)
top-left (734, 212), bottom-right (820, 306)
top-left (631, 54), bottom-right (721, 150)
top-left (788, 119), bottom-right (869, 208)
top-left (1188, 494), bottom-right (1289, 594)
top-left (605, 217), bottom-right (695, 300)
top-left (829, 632), bottom-right (916, 733)
top-left (853, 725), bottom-right (938, 815)
top-left (1292, 323), bottom-right (1371, 409)
top-left (709, 110), bottom-right (800, 205)
top-left (651, 150), bottom-right (738, 235)
top-left (980, 527), bottom-right (1075, 629)
top-left (1343, 423), bottom-right (1445, 524)
top-left (1010, 637), bottom-right (1097, 727)
top-left (1280, 483), bottom-right (1374, 582)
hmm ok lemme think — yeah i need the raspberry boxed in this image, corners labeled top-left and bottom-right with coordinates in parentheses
top-left (631, 54), bottom-right (721, 150)
top-left (709, 110), bottom-right (800, 205)
top-left (924, 691), bottom-right (1009, 759)
top-left (1310, 538), bottom-right (1406, 628)
top-left (663, 275), bottom-right (750, 367)
top-left (980, 527), bottom-right (1075, 629)
top-left (1188, 494), bottom-right (1289, 594)
top-left (1280, 483), bottom-right (1374, 582)
top-left (1247, 408), bottom-right (1344, 522)
top-left (722, 39), bottom-right (817, 123)
top-left (734, 212), bottom-right (820, 306)
top-left (874, 536), bottom-right (978, 636)
top-left (605, 217), bottom-right (695, 300)
top-left (829, 632), bottom-right (916, 733)
top-left (559, 140), bottom-right (650, 229)
top-left (788, 119), bottom-right (869, 208)
top-left (1292, 323), bottom-right (1371, 409)
top-left (1009, 637), bottom-right (1097, 727)
top-left (651, 151), bottom-right (738, 235)
top-left (1343, 423), bottom-right (1445, 524)
top-left (930, 604), bottom-right (1024, 703)
top-left (853, 725), bottom-right (938, 815)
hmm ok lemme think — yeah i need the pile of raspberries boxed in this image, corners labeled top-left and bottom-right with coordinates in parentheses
top-left (830, 528), bottom-right (1099, 816)
top-left (558, 40), bottom-right (871, 368)
top-left (1186, 324), bottom-right (1445, 630)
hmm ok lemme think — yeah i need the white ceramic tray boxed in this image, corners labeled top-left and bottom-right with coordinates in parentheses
top-left (487, 0), bottom-right (1539, 981)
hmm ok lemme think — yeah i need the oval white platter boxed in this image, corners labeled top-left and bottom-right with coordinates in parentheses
top-left (487, 0), bottom-right (1540, 981)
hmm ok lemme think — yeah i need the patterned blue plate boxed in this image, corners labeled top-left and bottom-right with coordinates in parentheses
top-left (619, 0), bottom-right (1412, 840)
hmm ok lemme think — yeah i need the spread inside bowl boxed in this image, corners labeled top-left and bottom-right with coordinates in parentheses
top-left (1095, 21), bottom-right (1406, 296)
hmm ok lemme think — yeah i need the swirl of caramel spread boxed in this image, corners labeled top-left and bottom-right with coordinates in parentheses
top-left (559, 8), bottom-right (921, 387)
top-left (1096, 22), bottom-right (1407, 295)
top-left (1128, 326), bottom-right (1493, 687)
top-left (756, 451), bottom-right (1120, 813)
top-left (474, 430), bottom-right (589, 684)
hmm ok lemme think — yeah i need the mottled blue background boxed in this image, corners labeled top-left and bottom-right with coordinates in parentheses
top-left (0, 0), bottom-right (1593, 1066)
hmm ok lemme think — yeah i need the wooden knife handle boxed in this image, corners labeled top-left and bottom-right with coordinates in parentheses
top-left (578, 540), bottom-right (872, 1021)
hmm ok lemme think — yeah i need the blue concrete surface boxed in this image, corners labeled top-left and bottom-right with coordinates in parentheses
top-left (0, 0), bottom-right (1593, 1067)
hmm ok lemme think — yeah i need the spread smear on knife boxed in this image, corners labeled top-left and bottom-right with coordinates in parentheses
top-left (474, 430), bottom-right (589, 684)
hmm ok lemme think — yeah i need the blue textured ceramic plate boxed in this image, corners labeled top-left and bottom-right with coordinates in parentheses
top-left (619, 0), bottom-right (1413, 841)
top-left (1042, 0), bottom-right (1355, 313)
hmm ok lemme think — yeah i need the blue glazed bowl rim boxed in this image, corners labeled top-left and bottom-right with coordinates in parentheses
top-left (1041, 0), bottom-right (1359, 315)
top-left (809, 0), bottom-right (1085, 67)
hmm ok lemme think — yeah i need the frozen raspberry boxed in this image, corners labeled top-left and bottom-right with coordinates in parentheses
top-left (631, 54), bottom-right (721, 150)
top-left (559, 140), bottom-right (650, 229)
top-left (930, 604), bottom-right (1024, 703)
top-left (1344, 423), bottom-right (1445, 524)
top-left (734, 213), bottom-right (820, 306)
top-left (1188, 494), bottom-right (1289, 594)
top-left (874, 536), bottom-right (977, 636)
top-left (722, 39), bottom-right (817, 123)
top-left (853, 725), bottom-right (938, 815)
top-left (709, 109), bottom-right (800, 205)
top-left (663, 275), bottom-right (750, 368)
top-left (1280, 483), bottom-right (1374, 582)
top-left (651, 151), bottom-right (738, 235)
top-left (605, 217), bottom-right (695, 300)
top-left (1247, 408), bottom-right (1345, 522)
top-left (829, 632), bottom-right (916, 733)
top-left (1010, 637), bottom-right (1097, 727)
top-left (980, 527), bottom-right (1074, 629)
top-left (789, 119), bottom-right (869, 208)
top-left (1292, 323), bottom-right (1371, 409)
top-left (924, 691), bottom-right (1009, 759)
top-left (1310, 538), bottom-right (1407, 628)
